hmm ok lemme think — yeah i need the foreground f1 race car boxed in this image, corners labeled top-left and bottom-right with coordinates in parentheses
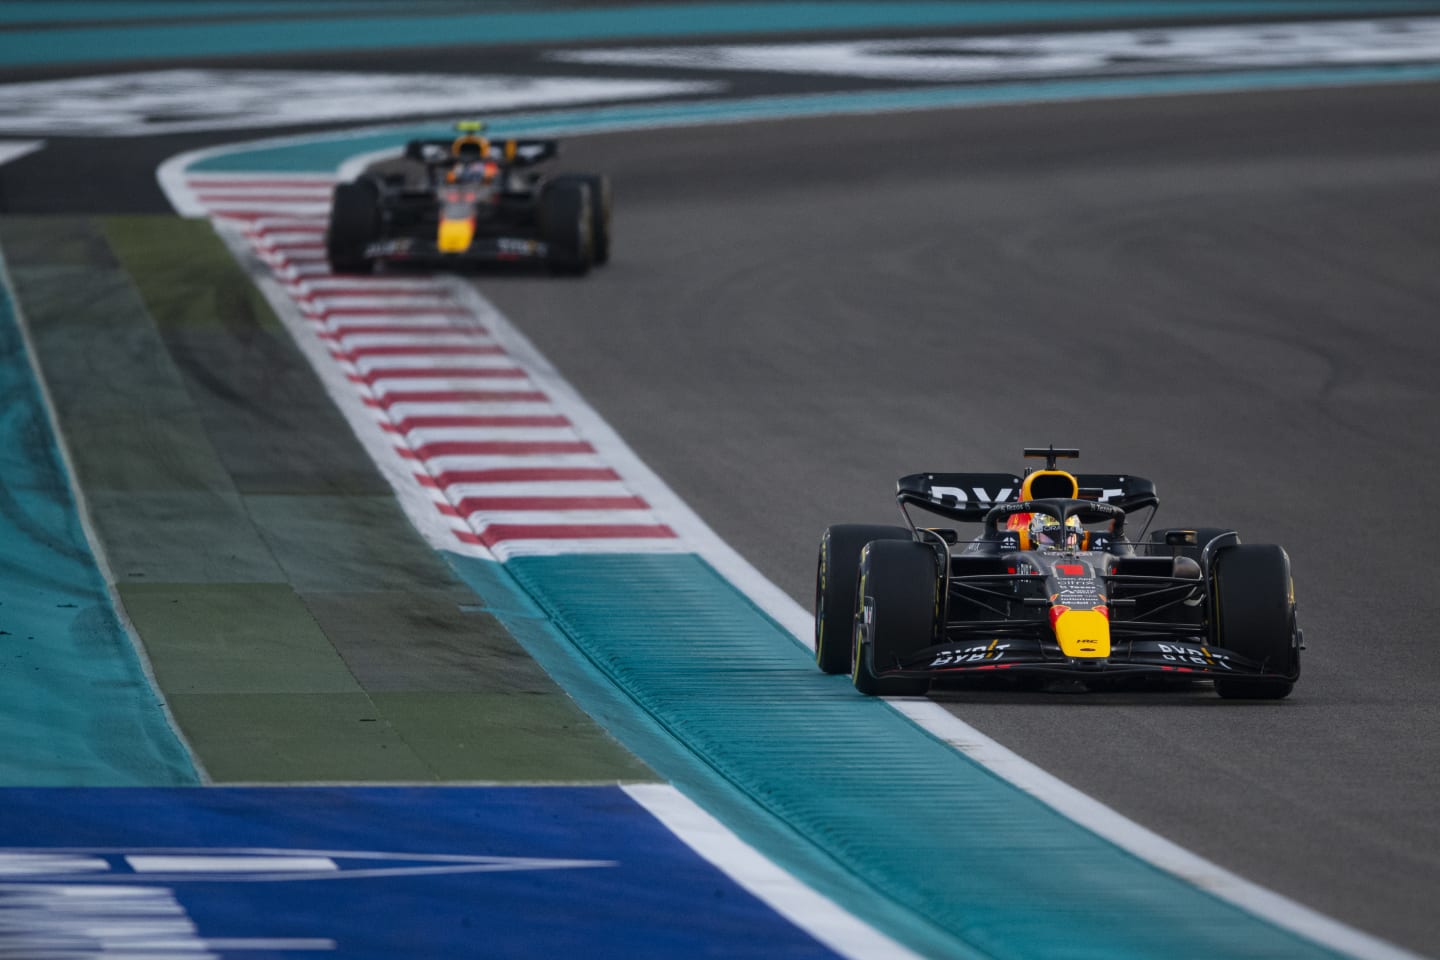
top-left (815, 448), bottom-right (1302, 699)
top-left (325, 121), bottom-right (610, 275)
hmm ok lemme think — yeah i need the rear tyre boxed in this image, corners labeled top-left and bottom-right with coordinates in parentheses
top-left (852, 540), bottom-right (939, 697)
top-left (1209, 544), bottom-right (1299, 700)
top-left (326, 179), bottom-right (379, 275)
top-left (538, 180), bottom-right (594, 275)
top-left (814, 524), bottom-right (910, 674)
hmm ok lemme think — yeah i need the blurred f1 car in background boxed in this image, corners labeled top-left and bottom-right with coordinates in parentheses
top-left (814, 447), bottom-right (1302, 699)
top-left (326, 121), bottom-right (610, 276)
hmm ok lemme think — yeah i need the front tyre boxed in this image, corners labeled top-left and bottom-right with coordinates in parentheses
top-left (326, 179), bottom-right (380, 275)
top-left (1209, 544), bottom-right (1300, 700)
top-left (814, 524), bottom-right (910, 674)
top-left (852, 539), bottom-right (939, 697)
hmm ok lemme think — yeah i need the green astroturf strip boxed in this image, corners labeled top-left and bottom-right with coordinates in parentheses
top-left (102, 216), bottom-right (285, 334)
top-left (0, 225), bottom-right (197, 786)
top-left (2, 1), bottom-right (1437, 66)
top-left (450, 551), bottom-right (1348, 960)
top-left (44, 215), bottom-right (651, 784)
top-left (94, 216), bottom-right (652, 783)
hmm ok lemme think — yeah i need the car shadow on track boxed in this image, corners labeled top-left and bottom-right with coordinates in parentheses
top-left (925, 677), bottom-right (1293, 707)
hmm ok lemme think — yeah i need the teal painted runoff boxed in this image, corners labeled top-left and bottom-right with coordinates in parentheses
top-left (0, 1), bottom-right (412, 26)
top-left (445, 553), bottom-right (974, 959)
top-left (0, 256), bottom-right (198, 787)
top-left (4, 1), bottom-right (1440, 67)
top-left (450, 551), bottom-right (1347, 960)
top-left (191, 60), bottom-right (1440, 174)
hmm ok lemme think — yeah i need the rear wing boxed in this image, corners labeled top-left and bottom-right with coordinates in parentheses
top-left (403, 138), bottom-right (559, 166)
top-left (897, 472), bottom-right (1158, 522)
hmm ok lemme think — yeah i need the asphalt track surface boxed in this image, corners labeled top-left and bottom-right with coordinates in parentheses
top-left (475, 83), bottom-right (1440, 955)
top-left (5, 10), bottom-right (1440, 957)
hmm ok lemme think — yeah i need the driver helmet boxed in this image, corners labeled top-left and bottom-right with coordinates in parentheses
top-left (1030, 514), bottom-right (1083, 550)
top-left (452, 135), bottom-right (490, 162)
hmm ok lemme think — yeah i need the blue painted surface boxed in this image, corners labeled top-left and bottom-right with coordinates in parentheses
top-left (191, 59), bottom-right (1440, 174)
top-left (3, 1), bottom-right (1439, 67)
top-left (0, 259), bottom-right (198, 787)
top-left (0, 786), bottom-right (841, 959)
top-left (447, 552), bottom-right (1348, 960)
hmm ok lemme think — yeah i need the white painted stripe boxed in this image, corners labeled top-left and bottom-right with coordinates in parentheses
top-left (205, 200), bottom-right (330, 214)
top-left (257, 231), bottom-right (328, 246)
top-left (382, 400), bottom-right (560, 420)
top-left (321, 334), bottom-right (492, 350)
top-left (267, 247), bottom-right (328, 262)
top-left (364, 370), bottom-right (529, 387)
top-left (254, 230), bottom-right (326, 246)
top-left (411, 453), bottom-right (611, 471)
top-left (624, 784), bottom-right (923, 960)
top-left (274, 262), bottom-right (331, 277)
top-left (350, 356), bottom-right (516, 374)
top-left (318, 336), bottom-right (492, 351)
top-left (442, 481), bottom-right (635, 498)
top-left (336, 335), bottom-right (495, 348)
top-left (257, 243), bottom-right (326, 257)
top-left (296, 279), bottom-right (440, 294)
top-left (399, 426), bottom-right (583, 444)
top-left (306, 295), bottom-right (464, 311)
top-left (487, 538), bottom-right (691, 559)
top-left (366, 377), bottom-right (532, 396)
top-left (314, 313), bottom-right (485, 328)
top-left (196, 185), bottom-right (334, 197)
top-left (248, 217), bottom-right (327, 233)
top-left (465, 510), bottom-right (662, 526)
top-left (127, 856), bottom-right (339, 873)
top-left (0, 139), bottom-right (43, 166)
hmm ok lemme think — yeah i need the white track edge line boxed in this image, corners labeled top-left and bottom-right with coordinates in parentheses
top-left (896, 699), bottom-right (1425, 960)
top-left (623, 784), bottom-right (925, 960)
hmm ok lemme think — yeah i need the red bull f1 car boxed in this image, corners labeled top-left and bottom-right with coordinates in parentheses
top-left (326, 121), bottom-right (610, 276)
top-left (814, 448), bottom-right (1302, 699)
